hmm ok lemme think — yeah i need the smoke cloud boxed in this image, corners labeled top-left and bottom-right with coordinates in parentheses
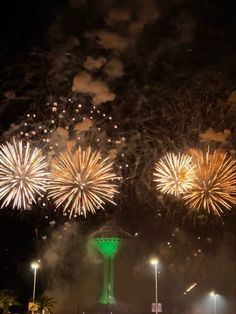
top-left (85, 31), bottom-right (128, 51)
top-left (104, 58), bottom-right (125, 79)
top-left (72, 72), bottom-right (116, 105)
top-left (83, 56), bottom-right (107, 72)
top-left (199, 128), bottom-right (231, 143)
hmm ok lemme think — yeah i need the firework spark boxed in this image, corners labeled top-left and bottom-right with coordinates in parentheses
top-left (14, 99), bottom-right (124, 161)
top-left (48, 146), bottom-right (118, 218)
top-left (0, 138), bottom-right (49, 209)
top-left (183, 283), bottom-right (197, 295)
top-left (183, 149), bottom-right (236, 216)
top-left (153, 153), bottom-right (196, 197)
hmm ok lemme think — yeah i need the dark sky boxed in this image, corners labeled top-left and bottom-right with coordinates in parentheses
top-left (0, 1), bottom-right (235, 314)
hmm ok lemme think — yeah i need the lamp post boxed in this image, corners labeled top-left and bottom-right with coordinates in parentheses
top-left (210, 291), bottom-right (217, 314)
top-left (31, 261), bottom-right (40, 302)
top-left (150, 258), bottom-right (159, 314)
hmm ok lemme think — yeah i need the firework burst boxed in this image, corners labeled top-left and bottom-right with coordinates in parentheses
top-left (0, 138), bottom-right (49, 209)
top-left (48, 146), bottom-right (118, 218)
top-left (153, 152), bottom-right (196, 197)
top-left (183, 149), bottom-right (236, 216)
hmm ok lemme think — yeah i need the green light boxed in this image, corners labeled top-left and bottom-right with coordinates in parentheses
top-left (89, 238), bottom-right (124, 304)
top-left (90, 238), bottom-right (123, 256)
top-left (89, 222), bottom-right (131, 306)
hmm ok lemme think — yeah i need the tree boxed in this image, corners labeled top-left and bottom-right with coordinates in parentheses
top-left (35, 295), bottom-right (56, 314)
top-left (0, 290), bottom-right (20, 314)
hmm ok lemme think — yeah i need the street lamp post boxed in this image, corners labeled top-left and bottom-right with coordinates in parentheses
top-left (210, 291), bottom-right (217, 314)
top-left (150, 258), bottom-right (159, 314)
top-left (31, 262), bottom-right (40, 302)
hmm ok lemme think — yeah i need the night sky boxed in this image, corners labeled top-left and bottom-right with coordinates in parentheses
top-left (0, 1), bottom-right (236, 314)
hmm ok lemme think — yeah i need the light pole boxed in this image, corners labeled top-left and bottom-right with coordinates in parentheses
top-left (150, 258), bottom-right (159, 314)
top-left (31, 261), bottom-right (40, 302)
top-left (210, 291), bottom-right (217, 314)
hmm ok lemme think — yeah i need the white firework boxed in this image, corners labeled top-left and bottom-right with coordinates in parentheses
top-left (153, 152), bottom-right (196, 197)
top-left (48, 146), bottom-right (119, 218)
top-left (0, 138), bottom-right (49, 209)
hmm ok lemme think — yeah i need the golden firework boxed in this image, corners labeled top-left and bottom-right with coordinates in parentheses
top-left (153, 152), bottom-right (196, 197)
top-left (183, 149), bottom-right (236, 216)
top-left (48, 146), bottom-right (118, 218)
top-left (0, 138), bottom-right (49, 209)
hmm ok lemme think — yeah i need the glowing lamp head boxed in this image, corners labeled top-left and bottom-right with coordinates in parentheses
top-left (150, 258), bottom-right (158, 265)
top-left (31, 262), bottom-right (40, 270)
top-left (210, 291), bottom-right (216, 297)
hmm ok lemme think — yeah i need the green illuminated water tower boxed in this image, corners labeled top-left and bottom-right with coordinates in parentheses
top-left (89, 221), bottom-right (131, 305)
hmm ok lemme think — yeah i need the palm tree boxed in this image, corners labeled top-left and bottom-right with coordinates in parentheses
top-left (35, 295), bottom-right (56, 314)
top-left (0, 289), bottom-right (20, 314)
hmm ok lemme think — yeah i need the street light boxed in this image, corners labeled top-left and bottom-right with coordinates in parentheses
top-left (31, 261), bottom-right (40, 302)
top-left (150, 258), bottom-right (159, 314)
top-left (210, 291), bottom-right (217, 314)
